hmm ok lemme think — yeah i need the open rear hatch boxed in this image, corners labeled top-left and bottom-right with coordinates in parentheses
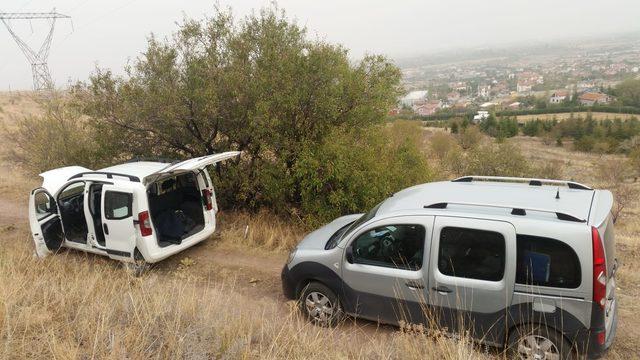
top-left (145, 151), bottom-right (241, 182)
top-left (144, 151), bottom-right (241, 246)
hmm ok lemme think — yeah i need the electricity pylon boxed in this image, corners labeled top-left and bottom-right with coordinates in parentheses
top-left (0, 11), bottom-right (71, 91)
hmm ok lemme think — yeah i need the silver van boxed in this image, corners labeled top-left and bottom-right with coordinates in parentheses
top-left (281, 176), bottom-right (618, 359)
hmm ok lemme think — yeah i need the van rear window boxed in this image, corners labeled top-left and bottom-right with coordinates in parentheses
top-left (516, 235), bottom-right (581, 288)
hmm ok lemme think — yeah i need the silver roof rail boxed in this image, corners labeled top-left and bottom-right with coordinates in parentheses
top-left (452, 176), bottom-right (592, 190)
top-left (68, 171), bottom-right (141, 182)
top-left (424, 201), bottom-right (586, 223)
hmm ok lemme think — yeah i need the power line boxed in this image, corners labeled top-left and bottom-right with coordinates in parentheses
top-left (58, 0), bottom-right (141, 45)
top-left (0, 11), bottom-right (71, 91)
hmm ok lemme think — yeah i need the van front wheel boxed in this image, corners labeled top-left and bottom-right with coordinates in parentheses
top-left (507, 325), bottom-right (574, 360)
top-left (299, 282), bottom-right (343, 327)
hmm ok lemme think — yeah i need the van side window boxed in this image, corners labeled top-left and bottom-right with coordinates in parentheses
top-left (352, 224), bottom-right (425, 270)
top-left (438, 227), bottom-right (505, 281)
top-left (104, 191), bottom-right (133, 220)
top-left (34, 191), bottom-right (56, 219)
top-left (516, 235), bottom-right (581, 288)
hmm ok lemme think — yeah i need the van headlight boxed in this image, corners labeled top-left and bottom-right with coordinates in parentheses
top-left (287, 248), bottom-right (297, 265)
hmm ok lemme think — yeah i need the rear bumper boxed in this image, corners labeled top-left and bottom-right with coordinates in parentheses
top-left (140, 223), bottom-right (215, 263)
top-left (583, 301), bottom-right (617, 359)
top-left (281, 265), bottom-right (296, 300)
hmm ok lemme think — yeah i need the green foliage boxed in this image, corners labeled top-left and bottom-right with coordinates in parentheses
top-left (521, 115), bottom-right (640, 154)
top-left (5, 95), bottom-right (115, 173)
top-left (613, 79), bottom-right (640, 108)
top-left (294, 121), bottom-right (433, 226)
top-left (69, 6), bottom-right (402, 219)
top-left (522, 119), bottom-right (556, 137)
top-left (439, 139), bottom-right (560, 179)
top-left (457, 126), bottom-right (483, 150)
top-left (462, 143), bottom-right (531, 177)
top-left (496, 105), bottom-right (640, 117)
top-left (480, 114), bottom-right (518, 139)
top-left (450, 121), bottom-right (459, 134)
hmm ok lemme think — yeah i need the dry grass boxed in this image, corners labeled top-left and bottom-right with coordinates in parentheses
top-left (1, 94), bottom-right (639, 359)
top-left (217, 211), bottom-right (305, 251)
top-left (0, 225), bottom-right (486, 359)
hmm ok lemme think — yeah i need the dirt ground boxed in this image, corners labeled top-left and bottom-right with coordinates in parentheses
top-left (1, 92), bottom-right (638, 358)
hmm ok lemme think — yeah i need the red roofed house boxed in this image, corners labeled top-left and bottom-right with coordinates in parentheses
top-left (578, 92), bottom-right (611, 106)
top-left (550, 90), bottom-right (570, 104)
top-left (415, 100), bottom-right (442, 116)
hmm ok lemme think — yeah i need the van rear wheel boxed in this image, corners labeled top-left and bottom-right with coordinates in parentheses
top-left (299, 282), bottom-right (343, 327)
top-left (507, 325), bottom-right (574, 360)
top-left (125, 249), bottom-right (149, 277)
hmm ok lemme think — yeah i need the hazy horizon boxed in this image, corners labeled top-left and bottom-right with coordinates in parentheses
top-left (2, 0), bottom-right (640, 90)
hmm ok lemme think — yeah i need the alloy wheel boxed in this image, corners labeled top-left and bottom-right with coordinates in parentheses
top-left (516, 335), bottom-right (560, 360)
top-left (304, 291), bottom-right (334, 324)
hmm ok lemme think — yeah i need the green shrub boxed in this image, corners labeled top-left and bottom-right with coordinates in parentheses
top-left (5, 95), bottom-right (116, 173)
top-left (294, 121), bottom-right (433, 226)
top-left (463, 143), bottom-right (531, 177)
top-left (70, 6), bottom-right (401, 216)
top-left (574, 136), bottom-right (596, 152)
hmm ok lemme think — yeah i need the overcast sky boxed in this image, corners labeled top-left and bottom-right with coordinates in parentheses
top-left (1, 0), bottom-right (639, 90)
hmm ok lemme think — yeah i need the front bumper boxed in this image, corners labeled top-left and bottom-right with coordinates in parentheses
top-left (281, 265), bottom-right (296, 300)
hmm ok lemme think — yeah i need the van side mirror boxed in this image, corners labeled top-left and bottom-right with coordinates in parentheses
top-left (345, 246), bottom-right (354, 264)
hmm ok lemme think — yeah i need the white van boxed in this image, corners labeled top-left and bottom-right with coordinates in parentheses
top-left (28, 152), bottom-right (240, 265)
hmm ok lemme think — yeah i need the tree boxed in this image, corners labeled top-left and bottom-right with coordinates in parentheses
top-left (71, 6), bottom-right (402, 213)
top-left (613, 79), bottom-right (640, 108)
top-left (451, 121), bottom-right (459, 134)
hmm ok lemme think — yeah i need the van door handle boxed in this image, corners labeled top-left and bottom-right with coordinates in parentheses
top-left (432, 286), bottom-right (452, 294)
top-left (405, 281), bottom-right (425, 290)
top-left (103, 223), bottom-right (109, 235)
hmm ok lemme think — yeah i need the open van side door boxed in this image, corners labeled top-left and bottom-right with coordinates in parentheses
top-left (28, 188), bottom-right (64, 257)
top-left (100, 184), bottom-right (136, 259)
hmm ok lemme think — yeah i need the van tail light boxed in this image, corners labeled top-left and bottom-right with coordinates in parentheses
top-left (596, 330), bottom-right (606, 346)
top-left (138, 211), bottom-right (153, 236)
top-left (202, 189), bottom-right (213, 211)
top-left (592, 226), bottom-right (607, 310)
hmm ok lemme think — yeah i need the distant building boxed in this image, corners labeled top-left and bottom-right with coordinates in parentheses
top-left (447, 91), bottom-right (460, 103)
top-left (414, 100), bottom-right (442, 116)
top-left (472, 111), bottom-right (490, 124)
top-left (578, 92), bottom-right (611, 106)
top-left (508, 102), bottom-right (521, 109)
top-left (517, 80), bottom-right (534, 93)
top-left (518, 71), bottom-right (544, 84)
top-left (550, 90), bottom-right (570, 104)
top-left (400, 90), bottom-right (429, 107)
top-left (477, 84), bottom-right (491, 98)
top-left (450, 81), bottom-right (469, 91)
top-left (480, 102), bottom-right (497, 109)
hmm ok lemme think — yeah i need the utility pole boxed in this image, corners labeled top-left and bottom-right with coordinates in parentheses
top-left (0, 10), bottom-right (71, 91)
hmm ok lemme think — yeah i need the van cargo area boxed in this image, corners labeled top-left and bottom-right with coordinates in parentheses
top-left (147, 172), bottom-right (205, 247)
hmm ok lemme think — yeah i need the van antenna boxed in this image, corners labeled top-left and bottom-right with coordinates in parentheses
top-left (555, 187), bottom-right (560, 199)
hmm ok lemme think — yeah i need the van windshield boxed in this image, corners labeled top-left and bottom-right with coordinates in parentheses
top-left (342, 201), bottom-right (384, 239)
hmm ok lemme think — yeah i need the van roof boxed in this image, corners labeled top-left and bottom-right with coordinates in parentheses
top-left (378, 178), bottom-right (599, 224)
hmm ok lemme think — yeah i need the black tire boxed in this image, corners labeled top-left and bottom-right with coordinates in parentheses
top-left (125, 249), bottom-right (149, 277)
top-left (299, 282), bottom-right (343, 327)
top-left (507, 324), bottom-right (575, 360)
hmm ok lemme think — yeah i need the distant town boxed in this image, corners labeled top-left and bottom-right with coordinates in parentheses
top-left (393, 33), bottom-right (640, 117)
